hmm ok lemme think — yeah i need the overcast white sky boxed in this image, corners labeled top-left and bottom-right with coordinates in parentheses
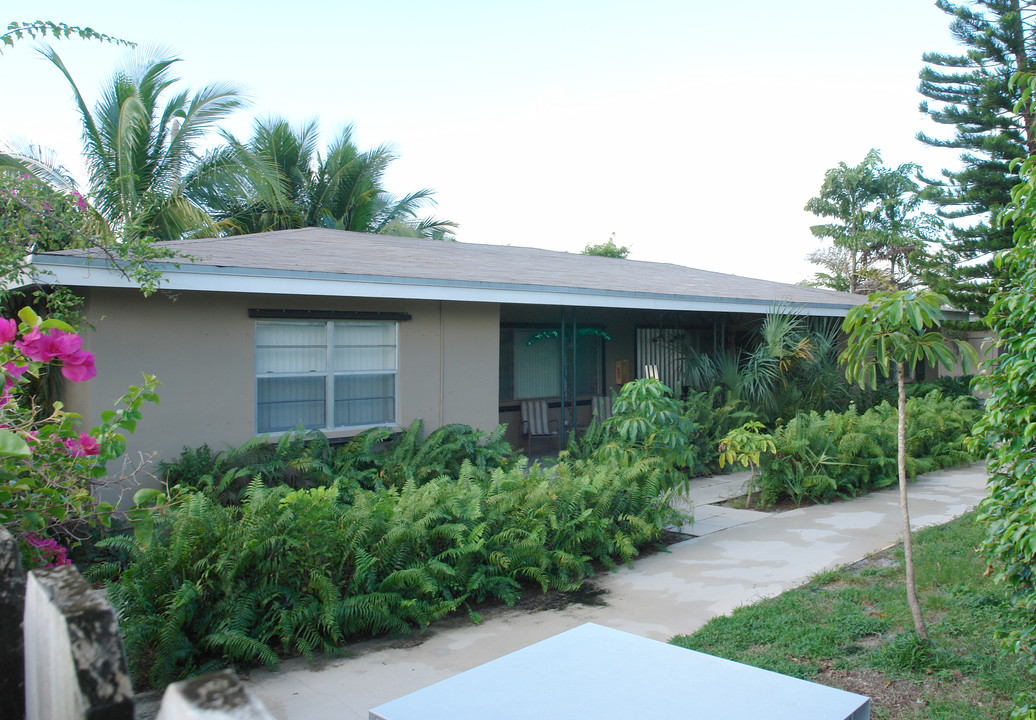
top-left (1, 1), bottom-right (965, 284)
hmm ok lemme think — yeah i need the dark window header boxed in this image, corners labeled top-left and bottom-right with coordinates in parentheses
top-left (249, 309), bottom-right (411, 321)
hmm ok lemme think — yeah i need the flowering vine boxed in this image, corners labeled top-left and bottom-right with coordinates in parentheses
top-left (0, 307), bottom-right (159, 568)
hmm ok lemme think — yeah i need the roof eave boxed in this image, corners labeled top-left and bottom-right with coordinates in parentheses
top-left (26, 255), bottom-right (861, 318)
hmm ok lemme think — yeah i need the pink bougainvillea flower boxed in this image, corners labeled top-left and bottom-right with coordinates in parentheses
top-left (60, 349), bottom-right (96, 382)
top-left (14, 326), bottom-right (48, 361)
top-left (1, 362), bottom-right (28, 404)
top-left (47, 331), bottom-right (82, 358)
top-left (16, 329), bottom-right (87, 366)
top-left (23, 533), bottom-right (71, 567)
top-left (0, 318), bottom-right (17, 345)
top-left (64, 432), bottom-right (100, 457)
top-left (77, 432), bottom-right (99, 455)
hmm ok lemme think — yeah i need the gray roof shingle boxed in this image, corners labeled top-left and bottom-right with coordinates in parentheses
top-left (39, 228), bottom-right (864, 310)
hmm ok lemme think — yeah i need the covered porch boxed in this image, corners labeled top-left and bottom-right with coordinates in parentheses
top-left (497, 304), bottom-right (766, 452)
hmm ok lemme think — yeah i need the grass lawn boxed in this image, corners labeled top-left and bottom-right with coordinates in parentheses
top-left (671, 512), bottom-right (1032, 719)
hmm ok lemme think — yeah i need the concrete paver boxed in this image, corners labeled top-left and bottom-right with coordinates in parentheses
top-left (245, 464), bottom-right (988, 720)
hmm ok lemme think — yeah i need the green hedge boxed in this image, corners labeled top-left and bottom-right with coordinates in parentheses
top-left (758, 391), bottom-right (979, 506)
top-left (96, 455), bottom-right (681, 686)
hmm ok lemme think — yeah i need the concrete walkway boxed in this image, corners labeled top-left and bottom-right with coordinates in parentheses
top-left (246, 464), bottom-right (989, 720)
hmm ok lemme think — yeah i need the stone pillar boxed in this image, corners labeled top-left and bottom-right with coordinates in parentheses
top-left (23, 564), bottom-right (133, 720)
top-left (0, 526), bottom-right (25, 719)
top-left (156, 670), bottom-right (276, 720)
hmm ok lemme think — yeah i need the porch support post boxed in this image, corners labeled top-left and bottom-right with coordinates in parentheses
top-left (559, 307), bottom-right (567, 442)
top-left (571, 309), bottom-right (578, 438)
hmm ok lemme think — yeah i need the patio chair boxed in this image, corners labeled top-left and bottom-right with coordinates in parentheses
top-left (519, 399), bottom-right (559, 454)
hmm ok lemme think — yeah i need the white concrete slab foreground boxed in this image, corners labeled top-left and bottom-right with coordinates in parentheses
top-left (369, 623), bottom-right (870, 720)
top-left (243, 464), bottom-right (988, 720)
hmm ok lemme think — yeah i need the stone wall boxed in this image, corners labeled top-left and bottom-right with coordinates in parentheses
top-left (0, 526), bottom-right (274, 720)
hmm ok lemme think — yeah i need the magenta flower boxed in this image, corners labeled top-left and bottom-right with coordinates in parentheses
top-left (15, 330), bottom-right (94, 383)
top-left (0, 318), bottom-right (16, 345)
top-left (14, 327), bottom-right (48, 361)
top-left (1, 362), bottom-right (27, 404)
top-left (23, 533), bottom-right (71, 567)
top-left (60, 349), bottom-right (96, 382)
top-left (64, 432), bottom-right (100, 457)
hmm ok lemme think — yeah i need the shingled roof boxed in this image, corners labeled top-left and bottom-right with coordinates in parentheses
top-left (30, 228), bottom-right (866, 316)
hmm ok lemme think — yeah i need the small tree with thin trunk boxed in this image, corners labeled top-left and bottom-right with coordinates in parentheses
top-left (839, 290), bottom-right (978, 640)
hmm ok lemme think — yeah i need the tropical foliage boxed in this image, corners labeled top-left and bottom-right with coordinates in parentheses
top-left (0, 308), bottom-right (160, 568)
top-left (96, 446), bottom-right (680, 686)
top-left (160, 420), bottom-right (514, 503)
top-left (840, 289), bottom-right (978, 640)
top-left (804, 149), bottom-right (937, 293)
top-left (1, 20), bottom-right (133, 54)
top-left (972, 69), bottom-right (1036, 714)
top-left (202, 118), bottom-right (456, 240)
top-left (758, 392), bottom-right (979, 507)
top-left (43, 48), bottom-right (251, 242)
top-left (681, 310), bottom-right (852, 424)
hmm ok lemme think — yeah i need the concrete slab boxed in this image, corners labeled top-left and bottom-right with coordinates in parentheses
top-left (243, 464), bottom-right (989, 720)
top-left (675, 471), bottom-right (751, 507)
top-left (679, 504), bottom-right (771, 537)
top-left (369, 623), bottom-right (870, 720)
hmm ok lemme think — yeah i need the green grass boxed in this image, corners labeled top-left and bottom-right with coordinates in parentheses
top-left (671, 513), bottom-right (1033, 720)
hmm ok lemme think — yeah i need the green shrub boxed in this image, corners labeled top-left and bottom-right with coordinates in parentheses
top-left (159, 421), bottom-right (516, 503)
top-left (333, 420), bottom-right (514, 490)
top-left (566, 385), bottom-right (750, 483)
top-left (758, 391), bottom-right (979, 505)
top-left (98, 454), bottom-right (680, 686)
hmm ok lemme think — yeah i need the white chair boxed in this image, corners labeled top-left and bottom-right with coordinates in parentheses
top-left (520, 399), bottom-right (559, 454)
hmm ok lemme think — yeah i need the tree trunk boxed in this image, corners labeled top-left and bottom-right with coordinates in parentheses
top-left (899, 361), bottom-right (929, 641)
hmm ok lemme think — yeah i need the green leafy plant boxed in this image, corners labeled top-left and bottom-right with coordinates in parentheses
top-left (717, 421), bottom-right (776, 505)
top-left (101, 451), bottom-right (681, 687)
top-left (0, 307), bottom-right (159, 566)
top-left (971, 70), bottom-right (1036, 715)
top-left (596, 378), bottom-right (698, 491)
top-left (841, 289), bottom-right (979, 642)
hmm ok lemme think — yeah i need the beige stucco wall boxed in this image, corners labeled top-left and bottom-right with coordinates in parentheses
top-left (64, 289), bottom-right (499, 495)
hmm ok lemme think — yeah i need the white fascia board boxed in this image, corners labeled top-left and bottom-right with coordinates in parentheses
top-left (30, 257), bottom-right (857, 318)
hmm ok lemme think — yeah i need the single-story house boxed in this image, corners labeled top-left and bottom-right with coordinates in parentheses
top-left (26, 228), bottom-right (870, 473)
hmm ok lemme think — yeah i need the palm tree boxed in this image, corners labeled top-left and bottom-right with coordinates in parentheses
top-left (211, 117), bottom-right (456, 240)
top-left (44, 47), bottom-right (249, 241)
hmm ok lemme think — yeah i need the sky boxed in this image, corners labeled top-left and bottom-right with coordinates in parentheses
top-left (1, 1), bottom-right (966, 285)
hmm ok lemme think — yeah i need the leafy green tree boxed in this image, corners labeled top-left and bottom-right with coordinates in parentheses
top-left (717, 421), bottom-right (775, 506)
top-left (805, 150), bottom-right (932, 293)
top-left (917, 0), bottom-right (1036, 316)
top-left (972, 71), bottom-right (1036, 709)
top-left (582, 233), bottom-right (630, 259)
top-left (207, 117), bottom-right (456, 240)
top-left (43, 47), bottom-right (250, 242)
top-left (840, 289), bottom-right (979, 641)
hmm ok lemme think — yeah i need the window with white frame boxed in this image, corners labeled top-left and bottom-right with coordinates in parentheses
top-left (255, 319), bottom-right (397, 433)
